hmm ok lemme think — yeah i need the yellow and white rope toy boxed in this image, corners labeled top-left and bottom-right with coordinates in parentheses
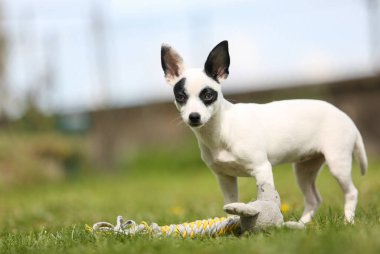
top-left (92, 215), bottom-right (242, 238)
top-left (90, 184), bottom-right (304, 238)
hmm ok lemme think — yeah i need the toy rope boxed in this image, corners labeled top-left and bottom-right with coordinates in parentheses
top-left (91, 215), bottom-right (241, 238)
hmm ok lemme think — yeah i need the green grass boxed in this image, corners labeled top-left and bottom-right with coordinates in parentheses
top-left (1, 141), bottom-right (380, 254)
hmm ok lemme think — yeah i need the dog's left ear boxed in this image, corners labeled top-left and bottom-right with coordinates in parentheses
top-left (204, 40), bottom-right (230, 83)
top-left (161, 43), bottom-right (184, 85)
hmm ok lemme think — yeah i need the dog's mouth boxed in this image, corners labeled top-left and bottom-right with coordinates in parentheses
top-left (188, 122), bottom-right (203, 128)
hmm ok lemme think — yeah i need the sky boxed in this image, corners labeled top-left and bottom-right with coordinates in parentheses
top-left (2, 0), bottom-right (377, 114)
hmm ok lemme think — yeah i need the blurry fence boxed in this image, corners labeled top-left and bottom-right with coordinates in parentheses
top-left (88, 75), bottom-right (380, 167)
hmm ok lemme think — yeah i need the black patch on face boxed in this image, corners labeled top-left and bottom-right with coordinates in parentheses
top-left (173, 78), bottom-right (188, 105)
top-left (199, 87), bottom-right (218, 106)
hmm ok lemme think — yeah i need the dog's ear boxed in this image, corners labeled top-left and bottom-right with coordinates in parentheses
top-left (204, 40), bottom-right (230, 83)
top-left (161, 43), bottom-right (184, 85)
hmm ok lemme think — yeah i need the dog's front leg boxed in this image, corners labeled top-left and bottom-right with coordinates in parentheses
top-left (250, 161), bottom-right (275, 187)
top-left (216, 173), bottom-right (239, 204)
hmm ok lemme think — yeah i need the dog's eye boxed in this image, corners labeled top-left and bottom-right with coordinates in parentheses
top-left (176, 94), bottom-right (186, 102)
top-left (203, 92), bottom-right (214, 101)
top-left (199, 87), bottom-right (218, 106)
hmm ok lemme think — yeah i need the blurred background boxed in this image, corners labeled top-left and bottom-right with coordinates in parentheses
top-left (0, 0), bottom-right (379, 188)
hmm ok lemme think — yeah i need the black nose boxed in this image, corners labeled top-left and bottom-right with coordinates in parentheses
top-left (188, 112), bottom-right (201, 124)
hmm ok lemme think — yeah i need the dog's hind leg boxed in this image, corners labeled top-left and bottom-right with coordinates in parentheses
top-left (294, 155), bottom-right (325, 224)
top-left (325, 153), bottom-right (358, 223)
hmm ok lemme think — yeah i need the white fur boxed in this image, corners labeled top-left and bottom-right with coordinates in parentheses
top-left (162, 45), bottom-right (368, 224)
top-left (198, 94), bottom-right (367, 224)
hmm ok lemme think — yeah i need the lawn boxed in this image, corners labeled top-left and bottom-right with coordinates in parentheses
top-left (1, 140), bottom-right (380, 254)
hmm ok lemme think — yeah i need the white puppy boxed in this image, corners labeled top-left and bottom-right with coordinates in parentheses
top-left (160, 40), bottom-right (367, 223)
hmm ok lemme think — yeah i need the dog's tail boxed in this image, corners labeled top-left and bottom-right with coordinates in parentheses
top-left (353, 130), bottom-right (368, 176)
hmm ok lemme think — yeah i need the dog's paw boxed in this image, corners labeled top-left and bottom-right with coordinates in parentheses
top-left (223, 203), bottom-right (260, 217)
top-left (282, 221), bottom-right (305, 229)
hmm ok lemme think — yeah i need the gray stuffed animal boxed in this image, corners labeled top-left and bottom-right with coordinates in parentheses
top-left (224, 183), bottom-right (304, 232)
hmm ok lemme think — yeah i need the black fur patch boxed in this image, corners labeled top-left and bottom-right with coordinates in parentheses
top-left (173, 78), bottom-right (188, 105)
top-left (199, 87), bottom-right (218, 106)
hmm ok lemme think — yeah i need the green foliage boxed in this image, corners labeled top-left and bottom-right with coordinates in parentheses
top-left (0, 132), bottom-right (88, 188)
top-left (8, 105), bottom-right (57, 132)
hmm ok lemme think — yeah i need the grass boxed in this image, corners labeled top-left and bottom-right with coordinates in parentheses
top-left (1, 140), bottom-right (380, 254)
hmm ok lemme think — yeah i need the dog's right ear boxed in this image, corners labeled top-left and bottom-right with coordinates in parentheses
top-left (161, 44), bottom-right (184, 85)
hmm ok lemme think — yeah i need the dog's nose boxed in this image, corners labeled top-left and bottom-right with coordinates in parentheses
top-left (189, 112), bottom-right (201, 124)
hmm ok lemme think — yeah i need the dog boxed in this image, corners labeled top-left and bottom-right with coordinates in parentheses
top-left (160, 40), bottom-right (367, 223)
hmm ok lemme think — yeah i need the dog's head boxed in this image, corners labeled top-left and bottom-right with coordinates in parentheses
top-left (161, 41), bottom-right (230, 128)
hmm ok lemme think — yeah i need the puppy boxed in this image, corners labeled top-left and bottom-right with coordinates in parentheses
top-left (160, 40), bottom-right (367, 223)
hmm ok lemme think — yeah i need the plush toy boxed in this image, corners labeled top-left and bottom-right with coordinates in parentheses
top-left (223, 183), bottom-right (284, 232)
top-left (224, 183), bottom-right (304, 232)
top-left (91, 183), bottom-right (304, 237)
